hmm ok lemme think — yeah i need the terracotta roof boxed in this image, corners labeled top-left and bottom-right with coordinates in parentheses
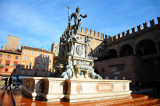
top-left (21, 46), bottom-right (53, 54)
top-left (0, 49), bottom-right (21, 55)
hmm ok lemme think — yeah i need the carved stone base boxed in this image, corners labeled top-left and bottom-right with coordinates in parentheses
top-left (65, 79), bottom-right (132, 102)
top-left (22, 77), bottom-right (66, 102)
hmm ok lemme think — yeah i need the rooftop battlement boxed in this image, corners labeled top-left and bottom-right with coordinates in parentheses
top-left (60, 27), bottom-right (106, 41)
top-left (106, 17), bottom-right (160, 43)
top-left (60, 17), bottom-right (160, 43)
top-left (78, 27), bottom-right (105, 40)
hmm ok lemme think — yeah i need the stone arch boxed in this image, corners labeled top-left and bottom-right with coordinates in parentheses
top-left (136, 39), bottom-right (157, 56)
top-left (120, 44), bottom-right (133, 57)
top-left (107, 49), bottom-right (117, 58)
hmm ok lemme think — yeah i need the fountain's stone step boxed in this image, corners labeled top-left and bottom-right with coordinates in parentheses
top-left (10, 90), bottom-right (160, 106)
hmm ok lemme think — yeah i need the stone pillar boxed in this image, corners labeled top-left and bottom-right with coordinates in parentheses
top-left (33, 78), bottom-right (41, 99)
top-left (126, 29), bottom-right (130, 35)
top-left (122, 32), bottom-right (125, 37)
top-left (90, 30), bottom-right (93, 35)
top-left (94, 31), bottom-right (97, 36)
top-left (131, 27), bottom-right (135, 33)
top-left (137, 25), bottom-right (141, 31)
top-left (133, 48), bottom-right (136, 56)
top-left (143, 22), bottom-right (148, 29)
top-left (150, 19), bottom-right (155, 26)
top-left (118, 33), bottom-right (121, 39)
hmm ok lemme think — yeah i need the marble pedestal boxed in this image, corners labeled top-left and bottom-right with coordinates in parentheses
top-left (22, 77), bottom-right (66, 102)
top-left (22, 77), bottom-right (131, 102)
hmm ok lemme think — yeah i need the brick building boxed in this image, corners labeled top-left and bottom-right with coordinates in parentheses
top-left (93, 17), bottom-right (160, 84)
top-left (18, 46), bottom-right (54, 77)
top-left (59, 17), bottom-right (160, 84)
top-left (0, 50), bottom-right (21, 76)
top-left (0, 35), bottom-right (57, 78)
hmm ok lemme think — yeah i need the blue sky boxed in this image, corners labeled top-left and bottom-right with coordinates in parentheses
top-left (0, 0), bottom-right (160, 50)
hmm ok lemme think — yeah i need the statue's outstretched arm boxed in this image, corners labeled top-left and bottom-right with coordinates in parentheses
top-left (80, 14), bottom-right (87, 18)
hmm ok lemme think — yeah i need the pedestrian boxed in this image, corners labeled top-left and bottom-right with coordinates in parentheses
top-left (2, 77), bottom-right (8, 90)
top-left (7, 76), bottom-right (12, 90)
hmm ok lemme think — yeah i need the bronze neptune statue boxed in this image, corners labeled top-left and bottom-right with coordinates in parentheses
top-left (69, 7), bottom-right (87, 35)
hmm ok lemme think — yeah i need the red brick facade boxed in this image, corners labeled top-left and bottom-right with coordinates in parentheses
top-left (18, 46), bottom-right (54, 77)
top-left (94, 17), bottom-right (160, 84)
top-left (0, 50), bottom-right (21, 76)
top-left (0, 46), bottom-right (54, 77)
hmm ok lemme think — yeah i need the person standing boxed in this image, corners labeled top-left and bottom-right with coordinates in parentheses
top-left (2, 77), bottom-right (8, 90)
top-left (7, 76), bottom-right (12, 90)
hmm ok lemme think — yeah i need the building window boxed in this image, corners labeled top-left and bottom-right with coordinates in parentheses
top-left (49, 55), bottom-right (52, 58)
top-left (49, 65), bottom-right (51, 69)
top-left (36, 58), bottom-right (40, 62)
top-left (44, 54), bottom-right (47, 58)
top-left (43, 64), bottom-right (46, 69)
top-left (14, 61), bottom-right (18, 66)
top-left (23, 62), bottom-right (25, 67)
top-left (30, 57), bottom-right (33, 61)
top-left (0, 54), bottom-right (2, 57)
top-left (22, 69), bottom-right (25, 75)
top-left (24, 51), bottom-right (27, 54)
top-left (8, 55), bottom-right (10, 59)
top-left (49, 60), bottom-right (51, 63)
top-left (6, 60), bottom-right (10, 66)
top-left (37, 53), bottom-right (40, 56)
top-left (13, 69), bottom-right (16, 73)
top-left (42, 70), bottom-right (45, 76)
top-left (15, 56), bottom-right (18, 59)
top-left (34, 71), bottom-right (38, 76)
top-left (5, 68), bottom-right (8, 72)
top-left (28, 70), bottom-right (31, 75)
top-left (24, 56), bottom-right (27, 60)
top-left (30, 51), bottom-right (34, 55)
top-left (29, 63), bottom-right (32, 68)
top-left (36, 63), bottom-right (39, 68)
top-left (43, 59), bottom-right (46, 63)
